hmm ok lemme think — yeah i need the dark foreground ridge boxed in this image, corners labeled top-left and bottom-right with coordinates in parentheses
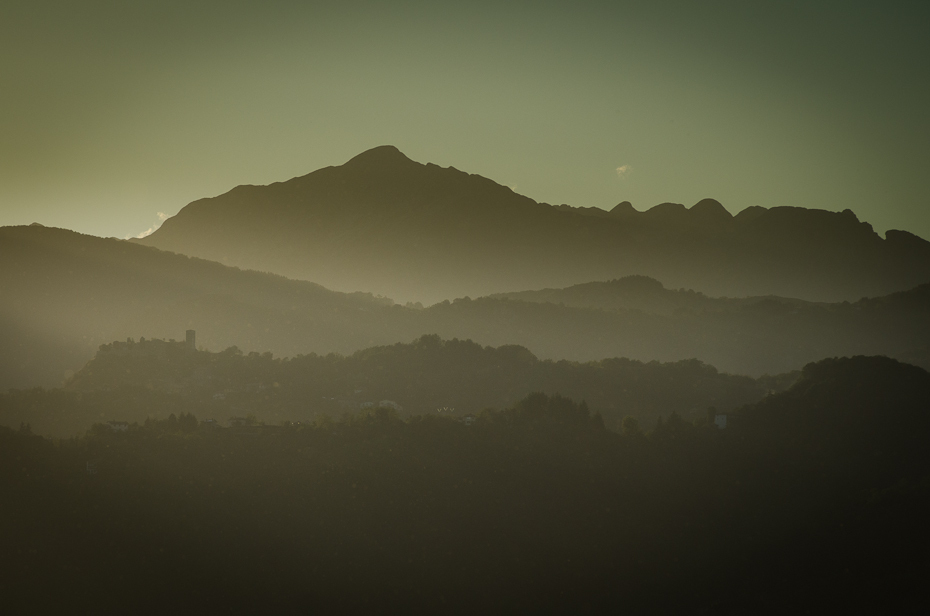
top-left (2, 356), bottom-right (928, 613)
top-left (136, 146), bottom-right (930, 304)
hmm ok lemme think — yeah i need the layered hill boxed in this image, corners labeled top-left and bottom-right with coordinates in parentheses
top-left (485, 276), bottom-right (930, 373)
top-left (1, 335), bottom-right (767, 436)
top-left (490, 274), bottom-right (776, 315)
top-left (418, 284), bottom-right (930, 376)
top-left (0, 224), bottom-right (418, 391)
top-left (3, 225), bottom-right (929, 391)
top-left (137, 145), bottom-right (930, 304)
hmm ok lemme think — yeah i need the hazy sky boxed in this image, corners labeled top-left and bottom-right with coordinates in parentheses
top-left (2, 0), bottom-right (928, 240)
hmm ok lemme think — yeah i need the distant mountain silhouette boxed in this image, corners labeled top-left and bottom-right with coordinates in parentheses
top-left (136, 146), bottom-right (930, 303)
top-left (3, 225), bottom-right (929, 391)
top-left (490, 274), bottom-right (817, 315)
top-left (420, 284), bottom-right (930, 376)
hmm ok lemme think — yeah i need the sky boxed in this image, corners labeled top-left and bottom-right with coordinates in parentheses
top-left (2, 0), bottom-right (929, 240)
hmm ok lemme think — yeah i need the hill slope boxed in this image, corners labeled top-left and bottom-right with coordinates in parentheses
top-left (424, 280), bottom-right (930, 375)
top-left (3, 359), bottom-right (928, 613)
top-left (1, 335), bottom-right (767, 437)
top-left (4, 225), bottom-right (929, 391)
top-left (0, 224), bottom-right (418, 390)
top-left (137, 146), bottom-right (930, 303)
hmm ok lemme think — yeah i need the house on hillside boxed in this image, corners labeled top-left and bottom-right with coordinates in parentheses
top-left (99, 331), bottom-right (197, 360)
top-left (714, 414), bottom-right (728, 429)
top-left (107, 421), bottom-right (129, 432)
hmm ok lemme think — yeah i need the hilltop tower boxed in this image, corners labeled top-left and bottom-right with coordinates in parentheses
top-left (186, 329), bottom-right (196, 351)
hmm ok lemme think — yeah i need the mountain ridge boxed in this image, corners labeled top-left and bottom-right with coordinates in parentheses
top-left (137, 146), bottom-right (930, 304)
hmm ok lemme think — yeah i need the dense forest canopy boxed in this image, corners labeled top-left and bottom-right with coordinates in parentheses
top-left (3, 356), bottom-right (928, 613)
top-left (0, 335), bottom-right (774, 438)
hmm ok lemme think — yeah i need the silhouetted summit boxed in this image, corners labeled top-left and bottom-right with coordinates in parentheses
top-left (135, 146), bottom-right (930, 303)
top-left (640, 202), bottom-right (687, 225)
top-left (609, 201), bottom-right (637, 216)
top-left (343, 144), bottom-right (416, 169)
top-left (689, 198), bottom-right (732, 222)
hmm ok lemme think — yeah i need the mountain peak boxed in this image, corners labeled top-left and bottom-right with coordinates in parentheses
top-left (609, 201), bottom-right (637, 216)
top-left (344, 145), bottom-right (416, 169)
top-left (643, 202), bottom-right (687, 221)
top-left (735, 205), bottom-right (768, 222)
top-left (689, 198), bottom-right (732, 220)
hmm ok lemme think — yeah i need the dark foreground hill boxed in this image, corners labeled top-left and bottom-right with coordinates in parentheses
top-left (2, 357), bottom-right (927, 614)
top-left (137, 145), bottom-right (930, 304)
top-left (3, 225), bottom-right (930, 391)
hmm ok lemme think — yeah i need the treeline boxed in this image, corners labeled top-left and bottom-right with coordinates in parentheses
top-left (1, 336), bottom-right (775, 437)
top-left (2, 356), bottom-right (928, 613)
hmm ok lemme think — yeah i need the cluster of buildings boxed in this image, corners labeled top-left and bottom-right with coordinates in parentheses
top-left (97, 330), bottom-right (198, 359)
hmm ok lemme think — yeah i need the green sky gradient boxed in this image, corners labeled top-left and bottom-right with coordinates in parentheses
top-left (2, 0), bottom-right (928, 240)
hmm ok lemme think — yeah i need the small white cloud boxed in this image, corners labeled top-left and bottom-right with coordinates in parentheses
top-left (616, 165), bottom-right (631, 177)
top-left (130, 212), bottom-right (169, 239)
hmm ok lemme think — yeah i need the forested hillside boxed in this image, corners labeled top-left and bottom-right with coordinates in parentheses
top-left (1, 336), bottom-right (770, 437)
top-left (3, 357), bottom-right (927, 613)
top-left (480, 276), bottom-right (930, 373)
